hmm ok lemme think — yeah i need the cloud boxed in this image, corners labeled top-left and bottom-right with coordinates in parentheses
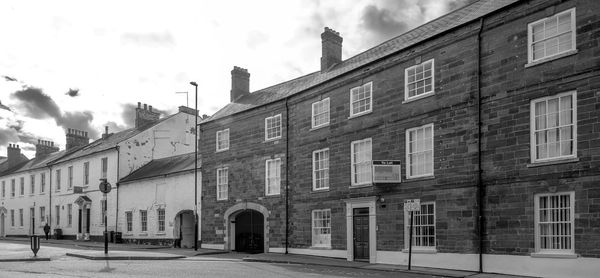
top-left (121, 31), bottom-right (175, 47)
top-left (360, 4), bottom-right (409, 44)
top-left (0, 100), bottom-right (10, 111)
top-left (246, 31), bottom-right (269, 49)
top-left (10, 87), bottom-right (99, 139)
top-left (66, 88), bottom-right (79, 97)
top-left (2, 75), bottom-right (18, 82)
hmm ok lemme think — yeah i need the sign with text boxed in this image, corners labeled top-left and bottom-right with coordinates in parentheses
top-left (404, 199), bottom-right (421, 212)
top-left (372, 160), bottom-right (401, 183)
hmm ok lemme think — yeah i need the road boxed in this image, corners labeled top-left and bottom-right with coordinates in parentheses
top-left (0, 242), bottom-right (446, 278)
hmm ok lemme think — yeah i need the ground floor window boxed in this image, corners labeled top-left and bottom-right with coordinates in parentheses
top-left (405, 202), bottom-right (435, 249)
top-left (312, 209), bottom-right (331, 248)
top-left (535, 192), bottom-right (574, 254)
top-left (157, 209), bottom-right (165, 232)
top-left (126, 212), bottom-right (132, 232)
top-left (140, 210), bottom-right (147, 232)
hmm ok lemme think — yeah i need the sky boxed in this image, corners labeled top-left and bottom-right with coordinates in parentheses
top-left (0, 0), bottom-right (473, 158)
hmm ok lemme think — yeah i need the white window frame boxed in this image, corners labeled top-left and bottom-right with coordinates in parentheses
top-left (534, 192), bottom-right (575, 255)
top-left (54, 206), bottom-right (59, 226)
top-left (157, 208), bottom-right (165, 232)
top-left (68, 166), bottom-right (73, 189)
top-left (216, 129), bottom-right (230, 152)
top-left (19, 177), bottom-right (24, 196)
top-left (30, 175), bottom-right (35, 195)
top-left (527, 8), bottom-right (576, 64)
top-left (10, 179), bottom-right (15, 197)
top-left (19, 208), bottom-right (23, 227)
top-left (404, 202), bottom-right (436, 251)
top-left (56, 169), bottom-right (61, 191)
top-left (404, 59), bottom-right (435, 101)
top-left (265, 158), bottom-right (281, 196)
top-left (349, 82), bottom-right (373, 117)
top-left (405, 124), bottom-right (434, 179)
top-left (40, 173), bottom-right (45, 193)
top-left (265, 114), bottom-right (282, 141)
top-left (101, 157), bottom-right (108, 179)
top-left (40, 206), bottom-right (45, 223)
top-left (216, 167), bottom-right (229, 201)
top-left (312, 148), bottom-right (330, 191)
top-left (126, 211), bottom-right (133, 232)
top-left (83, 162), bottom-right (89, 185)
top-left (67, 204), bottom-right (72, 227)
top-left (101, 199), bottom-right (107, 226)
top-left (312, 209), bottom-right (332, 248)
top-left (140, 210), bottom-right (147, 232)
top-left (1, 181), bottom-right (4, 198)
top-left (311, 98), bottom-right (330, 129)
top-left (350, 138), bottom-right (372, 186)
top-left (530, 91), bottom-right (577, 163)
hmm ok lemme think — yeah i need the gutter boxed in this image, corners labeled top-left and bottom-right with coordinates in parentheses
top-left (48, 165), bottom-right (53, 234)
top-left (476, 17), bottom-right (484, 273)
top-left (115, 146), bottom-right (120, 233)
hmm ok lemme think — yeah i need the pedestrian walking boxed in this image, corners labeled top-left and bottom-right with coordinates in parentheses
top-left (43, 223), bottom-right (50, 240)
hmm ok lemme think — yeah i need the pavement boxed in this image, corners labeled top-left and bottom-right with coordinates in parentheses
top-left (0, 238), bottom-right (535, 278)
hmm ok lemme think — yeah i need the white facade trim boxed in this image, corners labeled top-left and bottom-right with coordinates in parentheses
top-left (344, 196), bottom-right (377, 263)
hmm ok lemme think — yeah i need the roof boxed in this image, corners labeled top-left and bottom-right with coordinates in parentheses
top-left (54, 113), bottom-right (180, 164)
top-left (207, 0), bottom-right (519, 122)
top-left (0, 150), bottom-right (68, 176)
top-left (119, 152), bottom-right (199, 184)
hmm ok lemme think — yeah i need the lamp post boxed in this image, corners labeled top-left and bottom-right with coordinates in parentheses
top-left (190, 81), bottom-right (199, 251)
top-left (99, 178), bottom-right (111, 254)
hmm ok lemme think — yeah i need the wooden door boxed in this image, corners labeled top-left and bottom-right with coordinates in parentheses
top-left (353, 208), bottom-right (370, 261)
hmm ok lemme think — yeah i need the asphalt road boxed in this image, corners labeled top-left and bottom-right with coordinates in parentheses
top-left (0, 242), bottom-right (445, 278)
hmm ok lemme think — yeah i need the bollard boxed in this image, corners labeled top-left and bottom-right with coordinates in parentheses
top-left (30, 235), bottom-right (40, 257)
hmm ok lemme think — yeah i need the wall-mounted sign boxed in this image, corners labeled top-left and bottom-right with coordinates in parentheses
top-left (372, 160), bottom-right (401, 183)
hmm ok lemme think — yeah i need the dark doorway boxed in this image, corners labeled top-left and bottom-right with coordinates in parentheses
top-left (78, 209), bottom-right (82, 233)
top-left (353, 207), bottom-right (369, 261)
top-left (85, 208), bottom-right (90, 233)
top-left (234, 210), bottom-right (264, 253)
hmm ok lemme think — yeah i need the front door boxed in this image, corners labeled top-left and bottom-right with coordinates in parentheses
top-left (85, 208), bottom-right (90, 233)
top-left (1, 214), bottom-right (4, 237)
top-left (78, 209), bottom-right (82, 233)
top-left (353, 208), bottom-right (370, 261)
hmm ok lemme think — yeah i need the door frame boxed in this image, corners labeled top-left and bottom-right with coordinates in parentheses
top-left (345, 197), bottom-right (376, 263)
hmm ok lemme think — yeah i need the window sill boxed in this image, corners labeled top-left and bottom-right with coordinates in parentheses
top-left (348, 110), bottom-right (372, 120)
top-left (139, 233), bottom-right (148, 236)
top-left (124, 233), bottom-right (133, 236)
top-left (350, 183), bottom-right (372, 189)
top-left (530, 252), bottom-right (578, 259)
top-left (216, 198), bottom-right (229, 202)
top-left (404, 175), bottom-right (435, 182)
top-left (155, 233), bottom-right (166, 236)
top-left (265, 193), bottom-right (281, 198)
top-left (310, 124), bottom-right (329, 131)
top-left (311, 188), bottom-right (330, 193)
top-left (402, 248), bottom-right (437, 254)
top-left (525, 50), bottom-right (578, 68)
top-left (216, 148), bottom-right (229, 153)
top-left (402, 92), bottom-right (435, 104)
top-left (310, 246), bottom-right (332, 250)
top-left (264, 137), bottom-right (282, 143)
top-left (527, 157), bottom-right (579, 168)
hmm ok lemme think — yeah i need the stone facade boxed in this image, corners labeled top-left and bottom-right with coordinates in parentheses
top-left (200, 0), bottom-right (600, 277)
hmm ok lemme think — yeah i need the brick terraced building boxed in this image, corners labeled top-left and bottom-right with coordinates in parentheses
top-left (199, 0), bottom-right (599, 277)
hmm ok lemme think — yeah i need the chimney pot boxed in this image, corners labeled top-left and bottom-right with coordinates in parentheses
top-left (144, 104), bottom-right (147, 110)
top-left (138, 102), bottom-right (141, 108)
top-left (149, 105), bottom-right (153, 112)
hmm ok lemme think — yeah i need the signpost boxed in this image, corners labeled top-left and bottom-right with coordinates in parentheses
top-left (404, 199), bottom-right (421, 271)
top-left (99, 179), bottom-right (112, 255)
top-left (30, 235), bottom-right (40, 256)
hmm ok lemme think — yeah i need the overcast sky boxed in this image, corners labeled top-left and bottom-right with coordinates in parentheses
top-left (0, 0), bottom-right (472, 158)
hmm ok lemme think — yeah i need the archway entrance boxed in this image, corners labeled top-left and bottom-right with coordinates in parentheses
top-left (234, 210), bottom-right (264, 253)
top-left (224, 202), bottom-right (269, 253)
top-left (174, 210), bottom-right (195, 248)
top-left (1, 206), bottom-right (7, 238)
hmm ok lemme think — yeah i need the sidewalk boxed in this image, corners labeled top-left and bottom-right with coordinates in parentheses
top-left (241, 253), bottom-right (538, 278)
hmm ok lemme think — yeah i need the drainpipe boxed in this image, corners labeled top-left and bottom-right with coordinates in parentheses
top-left (48, 166), bottom-right (53, 235)
top-left (285, 99), bottom-right (290, 254)
top-left (115, 146), bottom-right (120, 233)
top-left (477, 17), bottom-right (484, 273)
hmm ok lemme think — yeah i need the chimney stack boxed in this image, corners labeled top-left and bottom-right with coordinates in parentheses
top-left (35, 139), bottom-right (59, 157)
top-left (135, 102), bottom-right (160, 128)
top-left (102, 126), bottom-right (110, 140)
top-left (7, 143), bottom-right (23, 168)
top-left (230, 66), bottom-right (250, 102)
top-left (66, 128), bottom-right (90, 151)
top-left (321, 27), bottom-right (343, 72)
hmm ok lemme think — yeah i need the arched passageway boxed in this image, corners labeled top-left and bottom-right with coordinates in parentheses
top-left (234, 210), bottom-right (264, 253)
top-left (174, 210), bottom-right (195, 248)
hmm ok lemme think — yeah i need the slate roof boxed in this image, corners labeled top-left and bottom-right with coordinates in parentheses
top-left (119, 152), bottom-right (199, 184)
top-left (0, 150), bottom-right (70, 176)
top-left (207, 0), bottom-right (519, 122)
top-left (53, 113), bottom-right (179, 164)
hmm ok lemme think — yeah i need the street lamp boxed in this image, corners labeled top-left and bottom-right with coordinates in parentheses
top-left (99, 178), bottom-right (112, 254)
top-left (190, 81), bottom-right (198, 251)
